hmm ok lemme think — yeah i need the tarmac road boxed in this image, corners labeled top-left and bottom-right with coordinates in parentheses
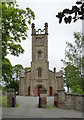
top-left (1, 96), bottom-right (83, 118)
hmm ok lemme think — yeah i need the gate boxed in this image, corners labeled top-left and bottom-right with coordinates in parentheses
top-left (54, 93), bottom-right (58, 107)
top-left (49, 87), bottom-right (52, 96)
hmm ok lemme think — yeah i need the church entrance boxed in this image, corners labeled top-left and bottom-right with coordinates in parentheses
top-left (28, 87), bottom-right (30, 96)
top-left (49, 87), bottom-right (52, 96)
top-left (38, 86), bottom-right (42, 96)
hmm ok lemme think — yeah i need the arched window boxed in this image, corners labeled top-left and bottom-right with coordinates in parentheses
top-left (38, 51), bottom-right (42, 60)
top-left (38, 67), bottom-right (42, 77)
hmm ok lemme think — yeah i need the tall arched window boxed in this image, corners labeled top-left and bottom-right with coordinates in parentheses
top-left (38, 67), bottom-right (42, 77)
top-left (38, 51), bottom-right (42, 60)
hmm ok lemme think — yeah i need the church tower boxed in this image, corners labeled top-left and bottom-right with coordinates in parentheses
top-left (31, 23), bottom-right (49, 96)
top-left (19, 23), bottom-right (64, 96)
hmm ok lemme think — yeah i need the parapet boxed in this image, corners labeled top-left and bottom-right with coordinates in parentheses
top-left (31, 23), bottom-right (48, 35)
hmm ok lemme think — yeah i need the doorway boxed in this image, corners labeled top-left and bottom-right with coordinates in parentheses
top-left (28, 86), bottom-right (30, 96)
top-left (49, 87), bottom-right (52, 96)
top-left (38, 86), bottom-right (42, 96)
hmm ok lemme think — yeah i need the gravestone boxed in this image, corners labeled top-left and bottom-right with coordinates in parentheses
top-left (7, 88), bottom-right (15, 107)
top-left (40, 89), bottom-right (47, 108)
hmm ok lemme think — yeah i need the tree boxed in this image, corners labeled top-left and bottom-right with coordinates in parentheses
top-left (2, 1), bottom-right (35, 59)
top-left (2, 58), bottom-right (12, 84)
top-left (56, 1), bottom-right (84, 24)
top-left (6, 64), bottom-right (24, 94)
top-left (62, 32), bottom-right (84, 94)
top-left (12, 64), bottom-right (23, 81)
top-left (2, 1), bottom-right (35, 84)
top-left (25, 67), bottom-right (31, 72)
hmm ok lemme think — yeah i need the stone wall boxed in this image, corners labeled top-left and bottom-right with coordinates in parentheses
top-left (19, 22), bottom-right (64, 96)
top-left (65, 93), bottom-right (83, 111)
top-left (57, 90), bottom-right (84, 111)
top-left (47, 97), bottom-right (54, 106)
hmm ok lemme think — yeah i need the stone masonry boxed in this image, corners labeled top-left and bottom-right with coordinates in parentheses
top-left (19, 23), bottom-right (64, 96)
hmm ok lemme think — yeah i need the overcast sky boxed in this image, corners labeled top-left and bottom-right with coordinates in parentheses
top-left (7, 0), bottom-right (82, 72)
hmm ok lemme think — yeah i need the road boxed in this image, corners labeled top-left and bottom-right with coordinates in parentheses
top-left (1, 96), bottom-right (83, 118)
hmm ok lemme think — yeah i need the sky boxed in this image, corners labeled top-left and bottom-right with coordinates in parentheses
top-left (7, 0), bottom-right (82, 72)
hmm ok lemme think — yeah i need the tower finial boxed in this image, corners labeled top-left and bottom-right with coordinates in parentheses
top-left (31, 23), bottom-right (35, 35)
top-left (45, 22), bottom-right (48, 34)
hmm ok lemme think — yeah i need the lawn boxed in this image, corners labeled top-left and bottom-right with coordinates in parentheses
top-left (2, 95), bottom-right (7, 107)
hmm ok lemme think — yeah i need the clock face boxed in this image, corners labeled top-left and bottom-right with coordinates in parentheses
top-left (36, 37), bottom-right (44, 45)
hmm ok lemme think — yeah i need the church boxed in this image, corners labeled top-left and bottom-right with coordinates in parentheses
top-left (19, 23), bottom-right (64, 96)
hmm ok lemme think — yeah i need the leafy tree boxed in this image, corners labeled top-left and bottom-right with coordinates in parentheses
top-left (2, 1), bottom-right (35, 59)
top-left (2, 1), bottom-right (35, 84)
top-left (6, 80), bottom-right (19, 94)
top-left (6, 64), bottom-right (24, 94)
top-left (62, 32), bottom-right (84, 94)
top-left (12, 64), bottom-right (23, 81)
top-left (25, 67), bottom-right (31, 72)
top-left (56, 1), bottom-right (84, 24)
top-left (2, 58), bottom-right (12, 84)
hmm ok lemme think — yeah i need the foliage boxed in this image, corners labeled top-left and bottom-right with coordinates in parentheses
top-left (2, 1), bottom-right (35, 59)
top-left (56, 1), bottom-right (84, 24)
top-left (62, 32), bottom-right (84, 94)
top-left (2, 95), bottom-right (7, 107)
top-left (25, 67), bottom-right (31, 71)
top-left (13, 64), bottom-right (23, 81)
top-left (2, 58), bottom-right (12, 84)
top-left (2, 1), bottom-right (35, 85)
top-left (6, 80), bottom-right (19, 94)
top-left (6, 64), bottom-right (24, 94)
top-left (2, 86), bottom-right (7, 94)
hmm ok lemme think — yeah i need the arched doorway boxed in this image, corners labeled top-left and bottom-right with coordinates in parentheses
top-left (28, 87), bottom-right (30, 96)
top-left (38, 86), bottom-right (42, 96)
top-left (49, 87), bottom-right (52, 96)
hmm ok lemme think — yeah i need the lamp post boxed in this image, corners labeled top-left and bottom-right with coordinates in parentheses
top-left (81, 0), bottom-right (84, 79)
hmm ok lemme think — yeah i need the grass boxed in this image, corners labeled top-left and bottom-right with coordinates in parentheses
top-left (37, 104), bottom-right (56, 109)
top-left (15, 103), bottom-right (19, 107)
top-left (2, 95), bottom-right (7, 107)
top-left (46, 104), bottom-right (56, 109)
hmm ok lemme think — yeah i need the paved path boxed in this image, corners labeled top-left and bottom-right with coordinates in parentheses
top-left (2, 96), bottom-right (83, 118)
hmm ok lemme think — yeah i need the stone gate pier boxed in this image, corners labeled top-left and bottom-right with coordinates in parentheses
top-left (7, 88), bottom-right (15, 107)
top-left (40, 89), bottom-right (47, 108)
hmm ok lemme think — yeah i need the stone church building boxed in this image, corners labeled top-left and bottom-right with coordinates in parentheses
top-left (19, 23), bottom-right (64, 96)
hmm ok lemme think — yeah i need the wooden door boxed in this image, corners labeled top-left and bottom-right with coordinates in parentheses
top-left (28, 87), bottom-right (30, 96)
top-left (49, 87), bottom-right (52, 96)
top-left (38, 86), bottom-right (42, 96)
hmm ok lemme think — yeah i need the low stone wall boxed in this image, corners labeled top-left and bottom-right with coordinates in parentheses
top-left (47, 97), bottom-right (54, 106)
top-left (57, 89), bottom-right (84, 111)
top-left (65, 93), bottom-right (83, 111)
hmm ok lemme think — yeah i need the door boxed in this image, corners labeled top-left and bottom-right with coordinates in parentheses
top-left (38, 86), bottom-right (42, 96)
top-left (49, 87), bottom-right (52, 96)
top-left (28, 87), bottom-right (30, 96)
